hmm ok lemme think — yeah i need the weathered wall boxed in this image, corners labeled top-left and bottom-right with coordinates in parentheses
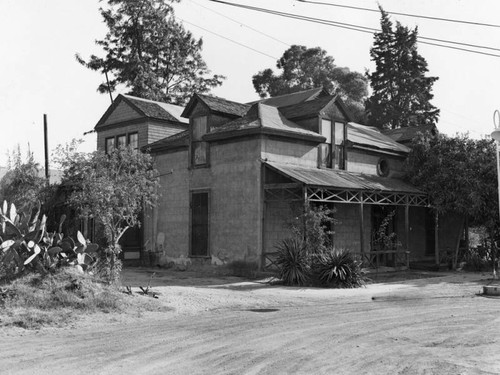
top-left (333, 203), bottom-right (371, 252)
top-left (200, 138), bottom-right (262, 265)
top-left (347, 150), bottom-right (405, 178)
top-left (147, 122), bottom-right (185, 144)
top-left (262, 137), bottom-right (318, 167)
top-left (263, 200), bottom-right (298, 254)
top-left (149, 150), bottom-right (191, 265)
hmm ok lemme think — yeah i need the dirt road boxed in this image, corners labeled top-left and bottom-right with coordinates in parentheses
top-left (1, 272), bottom-right (499, 374)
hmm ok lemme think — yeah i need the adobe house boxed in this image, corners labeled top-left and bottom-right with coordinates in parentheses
top-left (94, 88), bottom-right (460, 269)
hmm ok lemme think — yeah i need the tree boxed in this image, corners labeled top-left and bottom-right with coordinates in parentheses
top-left (252, 45), bottom-right (368, 121)
top-left (56, 141), bottom-right (159, 282)
top-left (77, 0), bottom-right (224, 105)
top-left (0, 147), bottom-right (46, 212)
top-left (405, 132), bottom-right (499, 275)
top-left (366, 8), bottom-right (440, 129)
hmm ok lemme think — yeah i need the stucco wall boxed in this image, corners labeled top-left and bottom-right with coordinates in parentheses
top-left (149, 150), bottom-right (191, 264)
top-left (333, 203), bottom-right (372, 252)
top-left (203, 138), bottom-right (262, 265)
top-left (262, 137), bottom-right (318, 167)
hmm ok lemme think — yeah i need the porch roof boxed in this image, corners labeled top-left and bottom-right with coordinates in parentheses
top-left (264, 161), bottom-right (423, 195)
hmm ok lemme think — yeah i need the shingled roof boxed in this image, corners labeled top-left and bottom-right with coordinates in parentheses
top-left (249, 87), bottom-right (330, 108)
top-left (95, 94), bottom-right (187, 130)
top-left (381, 124), bottom-right (438, 144)
top-left (205, 103), bottom-right (324, 142)
top-left (181, 93), bottom-right (250, 119)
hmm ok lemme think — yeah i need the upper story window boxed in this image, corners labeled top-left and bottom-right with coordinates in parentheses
top-left (192, 116), bottom-right (208, 166)
top-left (105, 132), bottom-right (139, 154)
top-left (319, 119), bottom-right (345, 170)
top-left (128, 132), bottom-right (139, 150)
top-left (105, 137), bottom-right (115, 154)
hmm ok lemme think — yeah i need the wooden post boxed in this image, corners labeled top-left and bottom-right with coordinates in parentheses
top-left (303, 186), bottom-right (308, 243)
top-left (359, 197), bottom-right (365, 253)
top-left (434, 211), bottom-right (440, 265)
top-left (43, 114), bottom-right (50, 184)
top-left (405, 204), bottom-right (410, 252)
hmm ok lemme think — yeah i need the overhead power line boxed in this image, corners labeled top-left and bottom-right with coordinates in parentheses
top-left (178, 17), bottom-right (278, 60)
top-left (297, 0), bottom-right (500, 29)
top-left (188, 0), bottom-right (290, 47)
top-left (205, 0), bottom-right (500, 58)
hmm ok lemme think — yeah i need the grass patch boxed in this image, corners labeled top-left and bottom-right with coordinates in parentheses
top-left (0, 268), bottom-right (165, 329)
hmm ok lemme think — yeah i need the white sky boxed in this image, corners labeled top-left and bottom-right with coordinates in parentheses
top-left (1, 0), bottom-right (499, 167)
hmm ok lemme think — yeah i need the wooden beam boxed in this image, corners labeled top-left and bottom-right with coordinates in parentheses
top-left (359, 200), bottom-right (365, 253)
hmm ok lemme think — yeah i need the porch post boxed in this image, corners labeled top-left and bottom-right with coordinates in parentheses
top-left (359, 193), bottom-right (365, 253)
top-left (302, 185), bottom-right (308, 243)
top-left (405, 204), bottom-right (410, 251)
top-left (434, 211), bottom-right (440, 265)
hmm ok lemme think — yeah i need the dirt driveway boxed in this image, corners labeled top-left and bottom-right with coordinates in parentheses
top-left (1, 269), bottom-right (499, 375)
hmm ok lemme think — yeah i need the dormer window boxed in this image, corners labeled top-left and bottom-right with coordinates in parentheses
top-left (192, 116), bottom-right (208, 166)
top-left (319, 119), bottom-right (345, 169)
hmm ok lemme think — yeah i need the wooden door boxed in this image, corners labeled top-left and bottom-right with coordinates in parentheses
top-left (191, 192), bottom-right (209, 256)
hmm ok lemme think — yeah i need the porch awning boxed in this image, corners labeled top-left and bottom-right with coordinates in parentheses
top-left (264, 161), bottom-right (428, 206)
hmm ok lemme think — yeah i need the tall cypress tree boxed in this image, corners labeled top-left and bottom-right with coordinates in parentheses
top-left (77, 0), bottom-right (224, 105)
top-left (366, 8), bottom-right (439, 129)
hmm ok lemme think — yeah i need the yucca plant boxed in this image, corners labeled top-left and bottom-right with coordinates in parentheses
top-left (313, 248), bottom-right (366, 288)
top-left (274, 237), bottom-right (310, 286)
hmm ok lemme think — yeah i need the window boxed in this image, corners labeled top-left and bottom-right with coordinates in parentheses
top-left (128, 132), bottom-right (138, 150)
top-left (116, 134), bottom-right (127, 149)
top-left (377, 158), bottom-right (390, 177)
top-left (319, 120), bottom-right (345, 169)
top-left (192, 116), bottom-right (208, 166)
top-left (105, 137), bottom-right (114, 154)
top-left (105, 132), bottom-right (139, 154)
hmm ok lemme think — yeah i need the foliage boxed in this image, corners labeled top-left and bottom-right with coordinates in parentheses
top-left (274, 237), bottom-right (310, 286)
top-left (252, 45), bottom-right (368, 121)
top-left (366, 8), bottom-right (439, 129)
top-left (461, 246), bottom-right (489, 272)
top-left (312, 249), bottom-right (366, 288)
top-left (76, 0), bottom-right (224, 105)
top-left (0, 147), bottom-right (46, 213)
top-left (405, 132), bottom-right (499, 275)
top-left (290, 204), bottom-right (336, 254)
top-left (55, 142), bottom-right (159, 283)
top-left (0, 201), bottom-right (98, 280)
top-left (372, 210), bottom-right (400, 251)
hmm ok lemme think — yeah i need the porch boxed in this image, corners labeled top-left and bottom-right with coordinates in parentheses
top-left (261, 161), bottom-right (431, 270)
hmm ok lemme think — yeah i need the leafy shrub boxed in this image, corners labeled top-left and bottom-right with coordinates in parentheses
top-left (312, 248), bottom-right (366, 288)
top-left (274, 237), bottom-right (310, 286)
top-left (462, 246), bottom-right (489, 271)
top-left (290, 204), bottom-right (336, 254)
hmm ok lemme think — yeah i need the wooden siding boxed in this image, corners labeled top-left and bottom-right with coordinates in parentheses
top-left (147, 122), bottom-right (186, 144)
top-left (262, 137), bottom-right (318, 168)
top-left (97, 123), bottom-right (148, 151)
top-left (346, 150), bottom-right (405, 178)
top-left (103, 101), bottom-right (141, 126)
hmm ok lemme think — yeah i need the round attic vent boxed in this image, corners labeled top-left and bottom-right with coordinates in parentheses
top-left (377, 158), bottom-right (390, 177)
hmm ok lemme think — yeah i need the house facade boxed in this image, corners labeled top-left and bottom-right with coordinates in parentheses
top-left (94, 88), bottom-right (459, 269)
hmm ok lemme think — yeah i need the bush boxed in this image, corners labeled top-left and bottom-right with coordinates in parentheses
top-left (274, 238), bottom-right (310, 286)
top-left (462, 246), bottom-right (489, 271)
top-left (312, 249), bottom-right (366, 288)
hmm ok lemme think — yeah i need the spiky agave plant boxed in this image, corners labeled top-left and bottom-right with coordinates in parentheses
top-left (274, 237), bottom-right (310, 286)
top-left (313, 248), bottom-right (366, 288)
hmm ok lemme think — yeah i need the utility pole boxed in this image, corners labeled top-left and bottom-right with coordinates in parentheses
top-left (44, 114), bottom-right (50, 185)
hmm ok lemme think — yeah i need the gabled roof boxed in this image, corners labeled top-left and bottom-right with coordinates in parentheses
top-left (265, 161), bottom-right (423, 194)
top-left (204, 103), bottom-right (325, 142)
top-left (381, 124), bottom-right (438, 144)
top-left (249, 87), bottom-right (330, 107)
top-left (144, 130), bottom-right (189, 153)
top-left (181, 93), bottom-right (251, 119)
top-left (347, 123), bottom-right (411, 155)
top-left (95, 94), bottom-right (187, 130)
top-left (278, 94), bottom-right (353, 122)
